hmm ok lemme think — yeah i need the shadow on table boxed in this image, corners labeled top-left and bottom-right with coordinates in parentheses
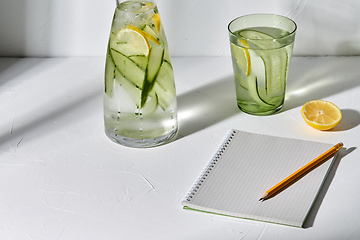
top-left (282, 57), bottom-right (360, 130)
top-left (175, 75), bottom-right (240, 139)
top-left (284, 57), bottom-right (360, 111)
top-left (0, 58), bottom-right (40, 86)
top-left (0, 59), bottom-right (103, 149)
top-left (332, 109), bottom-right (360, 131)
top-left (303, 146), bottom-right (356, 228)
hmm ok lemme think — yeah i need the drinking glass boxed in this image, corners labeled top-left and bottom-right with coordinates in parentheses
top-left (228, 14), bottom-right (297, 115)
top-left (104, 0), bottom-right (178, 147)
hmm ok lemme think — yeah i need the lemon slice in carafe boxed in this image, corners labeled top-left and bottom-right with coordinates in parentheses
top-left (112, 26), bottom-right (150, 56)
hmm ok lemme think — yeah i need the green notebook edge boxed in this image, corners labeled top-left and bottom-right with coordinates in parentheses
top-left (183, 206), bottom-right (302, 228)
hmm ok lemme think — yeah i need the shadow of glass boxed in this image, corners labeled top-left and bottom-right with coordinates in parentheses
top-left (175, 75), bottom-right (239, 139)
top-left (283, 57), bottom-right (360, 111)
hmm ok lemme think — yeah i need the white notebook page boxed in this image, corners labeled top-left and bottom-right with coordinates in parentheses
top-left (182, 130), bottom-right (336, 227)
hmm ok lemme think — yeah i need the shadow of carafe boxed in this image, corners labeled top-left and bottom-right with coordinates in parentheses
top-left (175, 75), bottom-right (240, 139)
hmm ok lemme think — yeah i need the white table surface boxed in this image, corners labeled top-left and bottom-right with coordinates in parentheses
top-left (0, 56), bottom-right (359, 240)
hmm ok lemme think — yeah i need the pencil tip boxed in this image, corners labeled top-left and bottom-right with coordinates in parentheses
top-left (259, 198), bottom-right (263, 201)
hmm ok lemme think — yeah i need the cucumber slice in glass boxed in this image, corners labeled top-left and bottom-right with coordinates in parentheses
top-left (239, 29), bottom-right (275, 40)
top-left (240, 29), bottom-right (288, 98)
top-left (244, 74), bottom-right (273, 107)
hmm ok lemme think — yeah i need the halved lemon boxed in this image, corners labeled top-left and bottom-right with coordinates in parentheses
top-left (113, 26), bottom-right (150, 56)
top-left (301, 100), bottom-right (342, 130)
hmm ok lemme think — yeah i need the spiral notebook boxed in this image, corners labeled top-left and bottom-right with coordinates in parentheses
top-left (181, 129), bottom-right (338, 227)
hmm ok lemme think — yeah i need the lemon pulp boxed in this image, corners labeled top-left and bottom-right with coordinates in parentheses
top-left (301, 100), bottom-right (342, 130)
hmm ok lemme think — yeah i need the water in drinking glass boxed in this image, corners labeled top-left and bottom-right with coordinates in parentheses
top-left (228, 14), bottom-right (296, 115)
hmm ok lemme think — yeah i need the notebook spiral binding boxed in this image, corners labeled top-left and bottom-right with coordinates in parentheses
top-left (183, 130), bottom-right (237, 202)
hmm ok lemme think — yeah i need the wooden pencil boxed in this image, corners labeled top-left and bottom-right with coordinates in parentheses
top-left (259, 142), bottom-right (343, 201)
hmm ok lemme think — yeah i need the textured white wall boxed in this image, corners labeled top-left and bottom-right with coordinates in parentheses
top-left (0, 0), bottom-right (359, 57)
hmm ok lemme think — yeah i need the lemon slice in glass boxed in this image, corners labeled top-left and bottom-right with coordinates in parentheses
top-left (301, 100), bottom-right (342, 130)
top-left (230, 39), bottom-right (251, 76)
top-left (112, 26), bottom-right (150, 56)
top-left (239, 39), bottom-right (251, 76)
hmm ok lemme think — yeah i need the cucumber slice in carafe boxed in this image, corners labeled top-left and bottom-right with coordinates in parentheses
top-left (110, 48), bottom-right (145, 88)
top-left (105, 51), bottom-right (116, 97)
top-left (141, 46), bottom-right (164, 108)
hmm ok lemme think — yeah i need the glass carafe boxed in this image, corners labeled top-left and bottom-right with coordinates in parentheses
top-left (104, 0), bottom-right (178, 148)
